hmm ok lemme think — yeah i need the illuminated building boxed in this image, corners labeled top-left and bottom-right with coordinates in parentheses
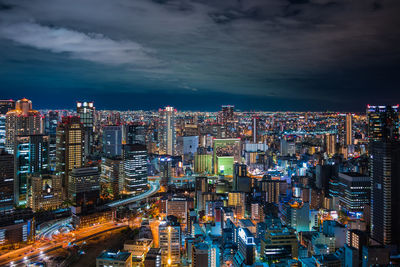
top-left (280, 138), bottom-right (295, 156)
top-left (0, 115), bottom-right (6, 149)
top-left (96, 251), bottom-right (132, 267)
top-left (56, 116), bottom-right (84, 197)
top-left (122, 144), bottom-right (148, 195)
top-left (0, 100), bottom-right (15, 115)
top-left (325, 133), bottom-right (336, 156)
top-left (145, 248), bottom-right (161, 267)
top-left (281, 201), bottom-right (310, 232)
top-left (14, 134), bottom-right (49, 206)
top-left (337, 172), bottom-right (370, 214)
top-left (160, 156), bottom-right (172, 187)
top-left (212, 138), bottom-right (241, 175)
top-left (45, 111), bottom-right (59, 171)
top-left (345, 113), bottom-right (353, 146)
top-left (219, 105), bottom-right (235, 125)
top-left (228, 192), bottom-right (245, 219)
top-left (368, 105), bottom-right (400, 245)
top-left (159, 217), bottom-right (181, 266)
top-left (27, 173), bottom-right (63, 212)
top-left (100, 156), bottom-right (123, 198)
top-left (233, 228), bottom-right (255, 266)
top-left (0, 149), bottom-right (14, 211)
top-left (252, 116), bottom-right (260, 143)
top-left (158, 106), bottom-right (176, 155)
top-left (0, 209), bottom-right (35, 247)
top-left (123, 123), bottom-right (146, 145)
top-left (72, 205), bottom-right (115, 229)
top-left (68, 167), bottom-right (100, 206)
top-left (102, 125), bottom-right (122, 157)
top-left (194, 148), bottom-right (212, 174)
top-left (176, 135), bottom-right (198, 163)
top-left (261, 224), bottom-right (298, 261)
top-left (192, 243), bottom-right (209, 267)
top-left (5, 98), bottom-right (43, 154)
top-left (76, 101), bottom-right (95, 157)
top-left (259, 176), bottom-right (282, 204)
top-left (166, 197), bottom-right (188, 224)
top-left (233, 163), bottom-right (247, 191)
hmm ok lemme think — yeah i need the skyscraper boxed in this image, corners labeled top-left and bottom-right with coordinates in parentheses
top-left (123, 123), bottom-right (146, 145)
top-left (368, 104), bottom-right (400, 245)
top-left (325, 133), bottom-right (336, 156)
top-left (0, 149), bottom-right (14, 211)
top-left (345, 113), bottom-right (353, 146)
top-left (102, 125), bottom-right (122, 157)
top-left (46, 111), bottom-right (59, 171)
top-left (14, 134), bottom-right (49, 205)
top-left (159, 217), bottom-right (181, 266)
top-left (5, 98), bottom-right (43, 154)
top-left (158, 106), bottom-right (176, 155)
top-left (252, 116), bottom-right (260, 143)
top-left (122, 144), bottom-right (148, 195)
top-left (220, 105), bottom-right (234, 125)
top-left (56, 116), bottom-right (84, 195)
top-left (76, 101), bottom-right (95, 158)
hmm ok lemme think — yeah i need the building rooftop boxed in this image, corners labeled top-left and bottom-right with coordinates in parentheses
top-left (97, 251), bottom-right (131, 262)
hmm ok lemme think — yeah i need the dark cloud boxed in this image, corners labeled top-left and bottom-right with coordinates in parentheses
top-left (0, 0), bottom-right (399, 110)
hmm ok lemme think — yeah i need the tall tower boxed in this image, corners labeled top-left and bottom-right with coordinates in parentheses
top-left (56, 116), bottom-right (84, 196)
top-left (367, 105), bottom-right (400, 245)
top-left (0, 149), bottom-right (14, 211)
top-left (345, 113), bottom-right (353, 146)
top-left (220, 105), bottom-right (234, 125)
top-left (158, 106), bottom-right (176, 156)
top-left (76, 101), bottom-right (95, 158)
top-left (122, 144), bottom-right (148, 195)
top-left (252, 116), bottom-right (260, 143)
top-left (5, 98), bottom-right (43, 153)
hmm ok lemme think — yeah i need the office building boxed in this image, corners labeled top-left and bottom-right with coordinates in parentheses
top-left (158, 106), bottom-right (176, 155)
top-left (0, 149), bottom-right (14, 211)
top-left (325, 133), bottom-right (336, 156)
top-left (5, 98), bottom-right (43, 154)
top-left (68, 167), bottom-right (100, 206)
top-left (45, 111), bottom-right (59, 171)
top-left (14, 134), bottom-right (49, 206)
top-left (337, 172), bottom-right (370, 214)
top-left (159, 217), bottom-right (181, 266)
top-left (213, 138), bottom-right (241, 175)
top-left (259, 177), bottom-right (281, 204)
top-left (96, 251), bottom-right (132, 267)
top-left (192, 242), bottom-right (209, 267)
top-left (228, 191), bottom-right (245, 219)
top-left (123, 123), bottom-right (146, 145)
top-left (76, 101), bottom-right (95, 157)
top-left (56, 116), bottom-right (84, 195)
top-left (233, 162), bottom-right (247, 191)
top-left (345, 113), bottom-right (353, 146)
top-left (220, 105), bottom-right (235, 125)
top-left (166, 197), bottom-right (188, 224)
top-left (0, 209), bottom-right (35, 246)
top-left (144, 248), bottom-right (161, 267)
top-left (252, 116), bottom-right (260, 143)
top-left (233, 228), bottom-right (255, 266)
top-left (27, 174), bottom-right (63, 212)
top-left (368, 105), bottom-right (400, 245)
top-left (122, 144), bottom-right (148, 195)
top-left (102, 125), bottom-right (122, 157)
top-left (100, 156), bottom-right (123, 198)
top-left (261, 224), bottom-right (298, 260)
top-left (160, 156), bottom-right (172, 187)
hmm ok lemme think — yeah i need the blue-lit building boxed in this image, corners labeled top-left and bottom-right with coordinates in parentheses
top-left (233, 228), bottom-right (255, 266)
top-left (122, 144), bottom-right (148, 195)
top-left (96, 251), bottom-right (132, 267)
top-left (102, 125), bottom-right (123, 157)
top-left (0, 149), bottom-right (14, 211)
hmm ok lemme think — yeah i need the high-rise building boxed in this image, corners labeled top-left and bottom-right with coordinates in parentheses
top-left (260, 177), bottom-right (281, 204)
top-left (368, 104), bottom-right (400, 246)
top-left (123, 123), bottom-right (146, 145)
top-left (122, 144), bottom-right (148, 195)
top-left (160, 156), bottom-right (172, 187)
top-left (252, 116), bottom-right (260, 143)
top-left (367, 105), bottom-right (400, 142)
top-left (0, 149), bottom-right (14, 211)
top-left (102, 125), bottom-right (122, 157)
top-left (345, 113), bottom-right (353, 146)
top-left (325, 133), bottom-right (336, 156)
top-left (158, 106), bottom-right (176, 155)
top-left (192, 243), bottom-right (209, 267)
top-left (100, 156), bottom-right (123, 198)
top-left (76, 101), bottom-right (95, 158)
top-left (56, 116), bottom-right (84, 195)
top-left (45, 111), bottom-right (59, 171)
top-left (159, 217), bottom-right (181, 266)
top-left (5, 98), bottom-right (43, 154)
top-left (0, 115), bottom-right (6, 149)
top-left (14, 134), bottom-right (49, 206)
top-left (337, 172), bottom-right (370, 214)
top-left (233, 228), bottom-right (255, 266)
top-left (220, 105), bottom-right (234, 125)
top-left (233, 163), bottom-right (247, 191)
top-left (27, 173), bottom-right (63, 212)
top-left (261, 224), bottom-right (298, 260)
top-left (68, 167), bottom-right (100, 207)
top-left (166, 197), bottom-right (188, 224)
top-left (0, 100), bottom-right (15, 115)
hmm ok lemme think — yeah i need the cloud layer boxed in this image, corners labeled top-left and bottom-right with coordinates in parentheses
top-left (0, 0), bottom-right (400, 110)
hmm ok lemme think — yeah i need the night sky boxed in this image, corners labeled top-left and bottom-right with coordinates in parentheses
top-left (0, 0), bottom-right (399, 111)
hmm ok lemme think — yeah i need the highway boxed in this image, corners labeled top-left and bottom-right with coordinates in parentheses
top-left (107, 181), bottom-right (160, 208)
